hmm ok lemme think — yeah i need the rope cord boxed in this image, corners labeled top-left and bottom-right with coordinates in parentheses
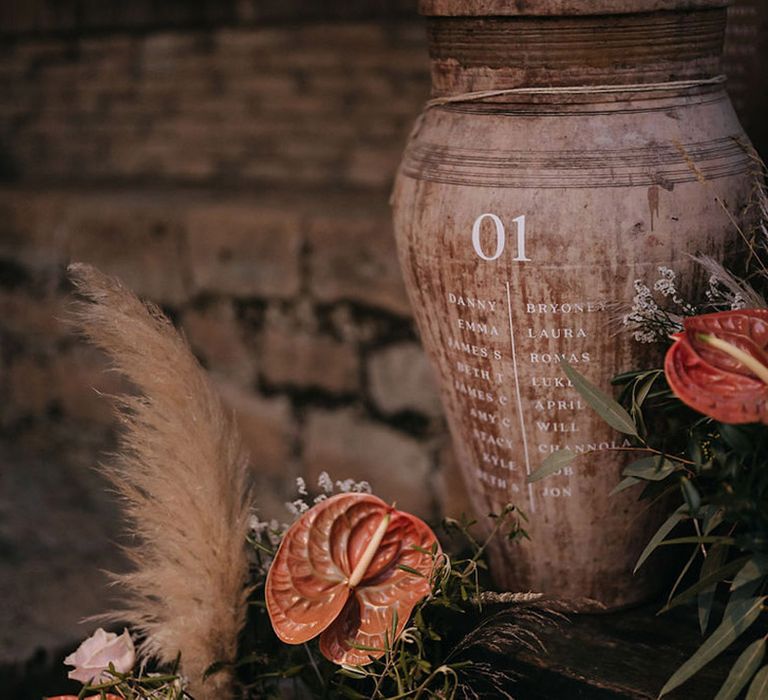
top-left (408, 74), bottom-right (727, 139)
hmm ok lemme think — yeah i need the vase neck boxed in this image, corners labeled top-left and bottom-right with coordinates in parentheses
top-left (426, 9), bottom-right (727, 96)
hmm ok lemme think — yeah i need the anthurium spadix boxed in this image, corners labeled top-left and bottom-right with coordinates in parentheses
top-left (665, 309), bottom-right (768, 424)
top-left (265, 493), bottom-right (440, 665)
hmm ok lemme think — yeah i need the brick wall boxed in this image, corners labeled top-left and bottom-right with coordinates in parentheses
top-left (0, 9), bottom-right (467, 667)
top-left (0, 185), bottom-right (468, 521)
top-left (0, 24), bottom-right (427, 188)
top-left (0, 11), bottom-right (473, 533)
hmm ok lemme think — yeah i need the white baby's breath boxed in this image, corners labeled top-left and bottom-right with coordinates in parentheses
top-left (653, 266), bottom-right (676, 297)
top-left (317, 471), bottom-right (334, 494)
top-left (283, 473), bottom-right (375, 520)
top-left (622, 267), bottom-right (699, 343)
top-left (285, 499), bottom-right (309, 517)
top-left (622, 279), bottom-right (667, 343)
top-left (731, 292), bottom-right (747, 310)
top-left (352, 480), bottom-right (372, 493)
top-left (268, 519), bottom-right (286, 546)
top-left (249, 514), bottom-right (270, 538)
top-left (336, 478), bottom-right (354, 493)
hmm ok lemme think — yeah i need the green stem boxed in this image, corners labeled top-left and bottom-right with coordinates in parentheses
top-left (611, 445), bottom-right (696, 467)
top-left (303, 643), bottom-right (323, 686)
top-left (471, 510), bottom-right (514, 564)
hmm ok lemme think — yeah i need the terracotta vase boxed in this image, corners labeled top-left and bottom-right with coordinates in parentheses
top-left (392, 0), bottom-right (754, 609)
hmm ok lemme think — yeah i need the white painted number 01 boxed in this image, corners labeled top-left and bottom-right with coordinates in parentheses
top-left (471, 213), bottom-right (530, 262)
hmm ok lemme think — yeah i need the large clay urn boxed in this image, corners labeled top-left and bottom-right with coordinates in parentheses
top-left (392, 0), bottom-right (753, 608)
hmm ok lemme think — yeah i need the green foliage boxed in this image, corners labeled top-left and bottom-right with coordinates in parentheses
top-left (76, 660), bottom-right (188, 699)
top-left (560, 361), bottom-right (638, 437)
top-left (554, 362), bottom-right (768, 698)
top-left (526, 448), bottom-right (575, 483)
top-left (659, 595), bottom-right (766, 697)
top-left (713, 637), bottom-right (766, 700)
top-left (235, 505), bottom-right (553, 699)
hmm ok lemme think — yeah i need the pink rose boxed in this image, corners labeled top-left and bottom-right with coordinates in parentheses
top-left (64, 628), bottom-right (136, 685)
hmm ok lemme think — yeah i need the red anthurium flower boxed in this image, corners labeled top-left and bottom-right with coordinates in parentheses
top-left (664, 309), bottom-right (768, 424)
top-left (265, 492), bottom-right (440, 666)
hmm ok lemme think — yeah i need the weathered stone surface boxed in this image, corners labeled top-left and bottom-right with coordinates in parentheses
top-left (367, 341), bottom-right (442, 416)
top-left (344, 146), bottom-right (402, 189)
top-left (0, 444), bottom-right (126, 665)
top-left (304, 408), bottom-right (433, 518)
top-left (186, 204), bottom-right (302, 298)
top-left (66, 200), bottom-right (190, 306)
top-left (181, 301), bottom-right (256, 385)
top-left (248, 474), bottom-right (297, 524)
top-left (5, 356), bottom-right (51, 418)
top-left (0, 190), bottom-right (70, 270)
top-left (0, 290), bottom-right (69, 344)
top-left (6, 348), bottom-right (124, 426)
top-left (307, 211), bottom-right (412, 316)
top-left (261, 323), bottom-right (359, 394)
top-left (215, 379), bottom-right (297, 478)
top-left (54, 348), bottom-right (127, 425)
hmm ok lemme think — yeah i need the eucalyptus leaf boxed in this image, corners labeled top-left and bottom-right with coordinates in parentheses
top-left (527, 449), bottom-right (576, 483)
top-left (610, 476), bottom-right (642, 495)
top-left (659, 596), bottom-right (765, 696)
top-left (634, 508), bottom-right (686, 574)
top-left (699, 543), bottom-right (729, 634)
top-left (337, 685), bottom-right (370, 699)
top-left (663, 556), bottom-right (749, 612)
top-left (702, 507), bottom-right (726, 538)
top-left (660, 536), bottom-right (736, 547)
top-left (669, 546), bottom-right (705, 608)
top-left (622, 456), bottom-right (677, 481)
top-left (731, 554), bottom-right (768, 592)
top-left (561, 361), bottom-right (638, 437)
top-left (713, 638), bottom-right (766, 700)
top-left (634, 370), bottom-right (661, 408)
top-left (681, 477), bottom-right (702, 514)
top-left (612, 368), bottom-right (649, 384)
top-left (746, 665), bottom-right (768, 700)
top-left (726, 579), bottom-right (765, 610)
top-left (338, 665), bottom-right (369, 680)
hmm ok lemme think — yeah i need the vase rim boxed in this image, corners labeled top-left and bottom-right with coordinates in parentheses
top-left (419, 0), bottom-right (730, 16)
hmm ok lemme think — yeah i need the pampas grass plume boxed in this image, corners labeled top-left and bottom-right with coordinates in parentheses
top-left (68, 263), bottom-right (252, 700)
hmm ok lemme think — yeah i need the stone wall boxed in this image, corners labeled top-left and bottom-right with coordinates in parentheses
top-left (0, 8), bottom-right (473, 535)
top-left (0, 24), bottom-right (426, 188)
top-left (0, 5), bottom-right (460, 673)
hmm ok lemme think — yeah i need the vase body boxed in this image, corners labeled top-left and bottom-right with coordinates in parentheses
top-left (392, 0), bottom-right (753, 608)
